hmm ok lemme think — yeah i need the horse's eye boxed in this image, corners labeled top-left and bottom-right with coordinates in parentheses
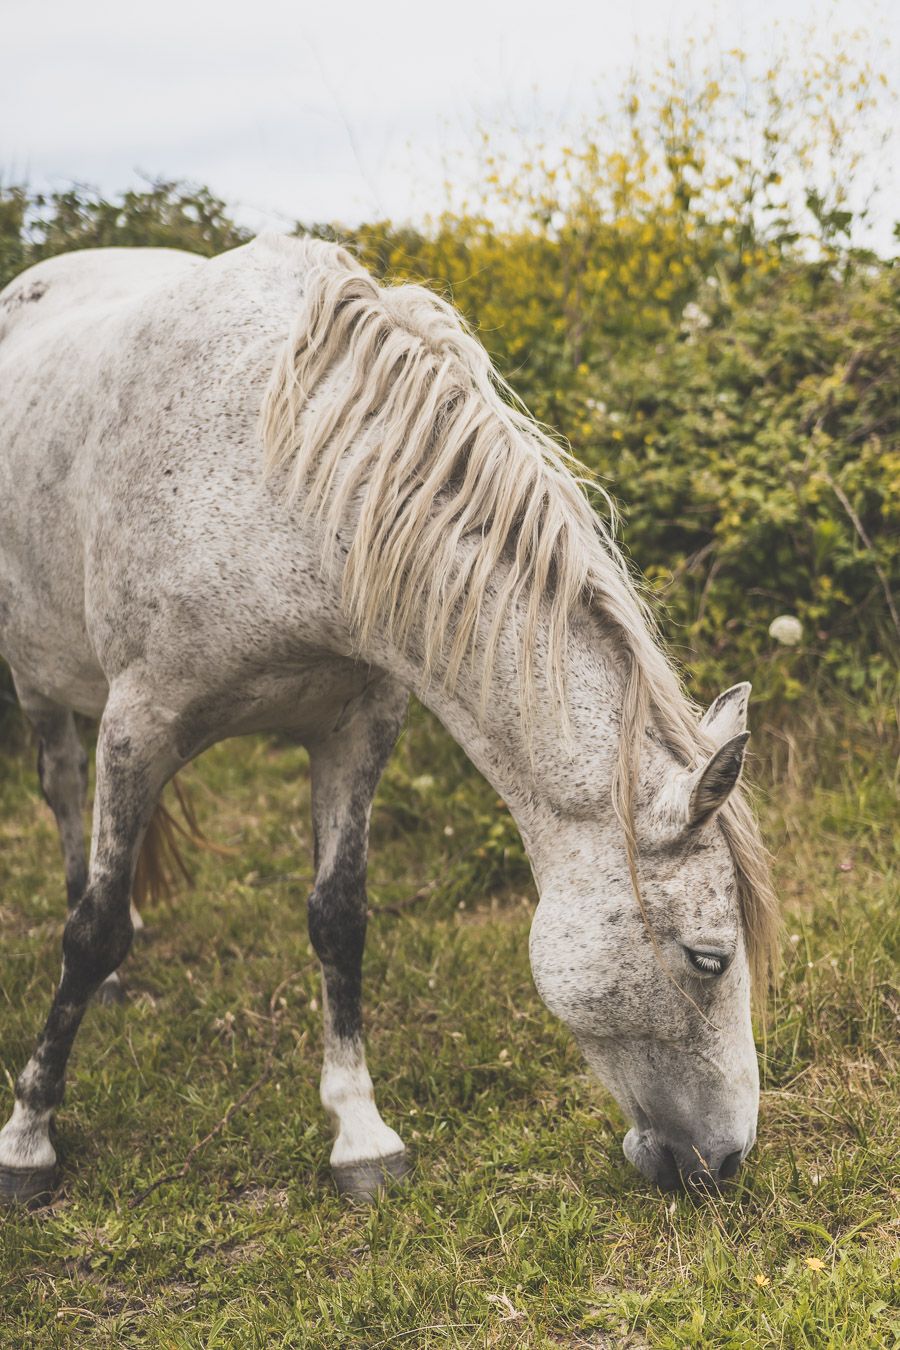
top-left (685, 948), bottom-right (730, 976)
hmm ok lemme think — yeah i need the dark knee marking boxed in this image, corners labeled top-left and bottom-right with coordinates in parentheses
top-left (308, 865), bottom-right (367, 1042)
top-left (62, 882), bottom-right (134, 996)
top-left (307, 871), bottom-right (366, 964)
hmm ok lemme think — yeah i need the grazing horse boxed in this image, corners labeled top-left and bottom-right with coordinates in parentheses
top-left (0, 236), bottom-right (778, 1205)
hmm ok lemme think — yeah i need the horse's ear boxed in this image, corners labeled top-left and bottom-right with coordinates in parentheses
top-left (699, 682), bottom-right (751, 747)
top-left (687, 732), bottom-right (750, 827)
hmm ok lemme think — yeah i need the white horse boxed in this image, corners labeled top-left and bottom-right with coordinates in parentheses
top-left (0, 236), bottom-right (777, 1206)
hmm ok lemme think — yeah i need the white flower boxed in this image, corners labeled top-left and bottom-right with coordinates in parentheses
top-left (769, 615), bottom-right (803, 646)
top-left (681, 301), bottom-right (711, 332)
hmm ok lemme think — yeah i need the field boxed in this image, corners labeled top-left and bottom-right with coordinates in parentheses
top-left (1, 35), bottom-right (898, 1343)
top-left (0, 697), bottom-right (896, 1348)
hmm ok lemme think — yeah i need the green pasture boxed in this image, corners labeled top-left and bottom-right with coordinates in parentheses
top-left (0, 699), bottom-right (896, 1348)
top-left (1, 34), bottom-right (897, 1345)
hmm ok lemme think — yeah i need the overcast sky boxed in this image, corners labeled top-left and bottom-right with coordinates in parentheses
top-left (4, 0), bottom-right (897, 240)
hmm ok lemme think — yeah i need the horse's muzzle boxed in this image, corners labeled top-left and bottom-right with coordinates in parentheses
top-left (623, 1126), bottom-right (753, 1192)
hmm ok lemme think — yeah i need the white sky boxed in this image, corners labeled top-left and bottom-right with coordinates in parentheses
top-left (3, 0), bottom-right (898, 241)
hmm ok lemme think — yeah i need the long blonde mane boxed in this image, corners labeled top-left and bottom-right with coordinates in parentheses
top-left (260, 235), bottom-right (779, 991)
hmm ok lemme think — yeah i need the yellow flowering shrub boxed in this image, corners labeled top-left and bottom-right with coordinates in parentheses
top-left (1, 35), bottom-right (896, 711)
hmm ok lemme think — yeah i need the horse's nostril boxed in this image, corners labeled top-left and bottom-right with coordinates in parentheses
top-left (718, 1149), bottom-right (743, 1181)
top-left (656, 1144), bottom-right (681, 1191)
top-left (684, 1147), bottom-right (743, 1191)
top-left (684, 1165), bottom-right (718, 1193)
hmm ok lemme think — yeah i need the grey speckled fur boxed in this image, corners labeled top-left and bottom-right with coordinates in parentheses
top-left (0, 239), bottom-right (761, 1199)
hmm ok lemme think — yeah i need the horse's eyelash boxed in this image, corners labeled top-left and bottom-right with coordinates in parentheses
top-left (689, 951), bottom-right (725, 973)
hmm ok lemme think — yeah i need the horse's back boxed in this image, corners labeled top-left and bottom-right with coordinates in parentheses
top-left (0, 237), bottom-right (351, 725)
top-left (0, 247), bottom-right (204, 351)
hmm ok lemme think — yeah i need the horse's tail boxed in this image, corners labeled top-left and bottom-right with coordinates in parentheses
top-left (132, 777), bottom-right (210, 912)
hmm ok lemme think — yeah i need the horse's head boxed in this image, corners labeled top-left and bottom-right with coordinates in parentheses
top-left (529, 682), bottom-right (761, 1192)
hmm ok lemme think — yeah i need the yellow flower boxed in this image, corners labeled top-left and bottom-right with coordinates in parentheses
top-left (754, 1274), bottom-right (770, 1287)
top-left (805, 1257), bottom-right (826, 1271)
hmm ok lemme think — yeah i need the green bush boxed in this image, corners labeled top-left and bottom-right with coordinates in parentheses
top-left (2, 38), bottom-right (897, 713)
top-left (341, 37), bottom-right (898, 706)
top-left (0, 178), bottom-right (251, 291)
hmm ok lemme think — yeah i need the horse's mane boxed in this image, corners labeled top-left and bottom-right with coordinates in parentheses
top-left (259, 234), bottom-right (779, 992)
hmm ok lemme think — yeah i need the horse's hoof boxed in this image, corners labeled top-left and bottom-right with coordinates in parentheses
top-left (331, 1150), bottom-right (411, 1203)
top-left (0, 1164), bottom-right (58, 1209)
top-left (94, 975), bottom-right (126, 1006)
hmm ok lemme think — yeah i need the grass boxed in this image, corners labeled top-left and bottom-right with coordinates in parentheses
top-left (0, 697), bottom-right (897, 1348)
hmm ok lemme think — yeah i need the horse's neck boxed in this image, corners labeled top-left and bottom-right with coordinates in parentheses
top-left (363, 601), bottom-right (624, 869)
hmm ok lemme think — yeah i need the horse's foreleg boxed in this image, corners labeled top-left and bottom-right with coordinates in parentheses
top-left (307, 681), bottom-right (409, 1202)
top-left (0, 682), bottom-right (177, 1206)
